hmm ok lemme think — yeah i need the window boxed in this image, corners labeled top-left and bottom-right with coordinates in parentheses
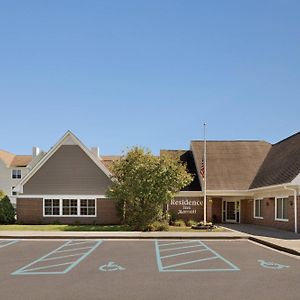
top-left (11, 187), bottom-right (17, 196)
top-left (275, 197), bottom-right (289, 221)
top-left (43, 197), bottom-right (96, 217)
top-left (63, 199), bottom-right (78, 215)
top-left (44, 199), bottom-right (60, 216)
top-left (80, 199), bottom-right (96, 216)
top-left (254, 199), bottom-right (263, 218)
top-left (12, 169), bottom-right (21, 179)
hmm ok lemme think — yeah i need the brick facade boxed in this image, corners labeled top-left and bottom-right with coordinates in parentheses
top-left (16, 198), bottom-right (121, 225)
top-left (240, 196), bottom-right (300, 232)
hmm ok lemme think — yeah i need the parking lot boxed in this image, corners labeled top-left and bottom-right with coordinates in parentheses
top-left (0, 239), bottom-right (299, 300)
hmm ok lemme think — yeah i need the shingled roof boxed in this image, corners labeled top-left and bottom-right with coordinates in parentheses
top-left (250, 132), bottom-right (300, 189)
top-left (191, 140), bottom-right (271, 190)
top-left (160, 149), bottom-right (201, 191)
top-left (100, 155), bottom-right (121, 172)
top-left (0, 150), bottom-right (32, 167)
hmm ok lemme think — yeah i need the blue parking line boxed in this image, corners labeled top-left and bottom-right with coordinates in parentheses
top-left (160, 248), bottom-right (208, 259)
top-left (198, 240), bottom-right (240, 271)
top-left (0, 240), bottom-right (19, 249)
top-left (155, 240), bottom-right (240, 272)
top-left (163, 256), bottom-right (218, 270)
top-left (12, 240), bottom-right (102, 275)
top-left (160, 244), bottom-right (204, 252)
top-left (159, 241), bottom-right (199, 247)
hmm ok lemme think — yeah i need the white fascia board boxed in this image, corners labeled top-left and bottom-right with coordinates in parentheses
top-left (176, 191), bottom-right (203, 197)
top-left (14, 131), bottom-right (112, 193)
top-left (176, 190), bottom-right (250, 197)
top-left (17, 195), bottom-right (107, 199)
top-left (206, 190), bottom-right (251, 197)
top-left (291, 173), bottom-right (300, 185)
top-left (249, 183), bottom-right (288, 192)
top-left (26, 151), bottom-right (46, 170)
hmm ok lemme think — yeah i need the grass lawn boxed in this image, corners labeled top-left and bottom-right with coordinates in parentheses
top-left (0, 224), bottom-right (226, 232)
top-left (0, 224), bottom-right (132, 231)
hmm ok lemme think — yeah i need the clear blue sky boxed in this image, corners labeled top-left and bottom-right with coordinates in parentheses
top-left (0, 0), bottom-right (299, 155)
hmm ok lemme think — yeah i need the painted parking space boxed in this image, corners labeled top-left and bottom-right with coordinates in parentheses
top-left (155, 240), bottom-right (240, 272)
top-left (0, 239), bottom-right (19, 249)
top-left (0, 240), bottom-right (300, 300)
top-left (12, 240), bottom-right (102, 275)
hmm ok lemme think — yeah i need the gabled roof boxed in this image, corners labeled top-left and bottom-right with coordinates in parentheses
top-left (191, 140), bottom-right (271, 190)
top-left (160, 149), bottom-right (201, 191)
top-left (250, 132), bottom-right (300, 189)
top-left (15, 131), bottom-right (112, 193)
top-left (0, 150), bottom-right (32, 167)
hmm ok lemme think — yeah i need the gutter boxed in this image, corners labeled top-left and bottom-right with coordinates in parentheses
top-left (284, 185), bottom-right (298, 234)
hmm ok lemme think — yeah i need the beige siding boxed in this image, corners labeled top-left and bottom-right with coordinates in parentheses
top-left (23, 145), bottom-right (112, 195)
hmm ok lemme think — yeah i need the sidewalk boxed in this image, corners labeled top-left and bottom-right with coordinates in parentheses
top-left (1, 224), bottom-right (300, 256)
top-left (0, 230), bottom-right (246, 239)
top-left (221, 223), bottom-right (300, 256)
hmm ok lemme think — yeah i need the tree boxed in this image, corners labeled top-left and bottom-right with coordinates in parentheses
top-left (107, 147), bottom-right (193, 230)
top-left (0, 193), bottom-right (15, 224)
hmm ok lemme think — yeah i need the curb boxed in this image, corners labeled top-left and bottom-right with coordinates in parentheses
top-left (0, 235), bottom-right (248, 240)
top-left (1, 234), bottom-right (299, 256)
top-left (249, 236), bottom-right (300, 257)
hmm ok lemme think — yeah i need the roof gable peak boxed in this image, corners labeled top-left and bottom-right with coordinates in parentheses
top-left (15, 131), bottom-right (112, 193)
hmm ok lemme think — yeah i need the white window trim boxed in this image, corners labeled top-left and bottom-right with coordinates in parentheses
top-left (11, 169), bottom-right (22, 179)
top-left (275, 196), bottom-right (289, 222)
top-left (43, 197), bottom-right (97, 217)
top-left (11, 186), bottom-right (17, 196)
top-left (253, 198), bottom-right (263, 219)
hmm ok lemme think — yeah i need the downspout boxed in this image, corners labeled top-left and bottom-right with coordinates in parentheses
top-left (284, 185), bottom-right (298, 234)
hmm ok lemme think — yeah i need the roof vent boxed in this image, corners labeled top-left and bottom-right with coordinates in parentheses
top-left (32, 147), bottom-right (40, 157)
top-left (91, 147), bottom-right (100, 158)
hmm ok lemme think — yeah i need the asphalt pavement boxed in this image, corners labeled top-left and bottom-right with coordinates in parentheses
top-left (0, 239), bottom-right (299, 300)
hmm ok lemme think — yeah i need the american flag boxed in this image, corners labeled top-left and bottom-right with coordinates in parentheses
top-left (200, 159), bottom-right (205, 179)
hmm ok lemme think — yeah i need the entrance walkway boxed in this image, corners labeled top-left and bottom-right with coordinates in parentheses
top-left (221, 223), bottom-right (300, 256)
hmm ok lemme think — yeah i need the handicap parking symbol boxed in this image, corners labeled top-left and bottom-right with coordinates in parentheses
top-left (258, 259), bottom-right (289, 270)
top-left (99, 261), bottom-right (126, 272)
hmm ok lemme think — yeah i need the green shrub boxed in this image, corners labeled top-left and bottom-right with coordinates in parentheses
top-left (168, 211), bottom-right (178, 225)
top-left (186, 219), bottom-right (198, 227)
top-left (145, 221), bottom-right (169, 231)
top-left (0, 196), bottom-right (15, 224)
top-left (174, 219), bottom-right (186, 227)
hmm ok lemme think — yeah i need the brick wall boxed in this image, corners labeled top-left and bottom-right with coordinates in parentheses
top-left (211, 198), bottom-right (222, 223)
top-left (16, 198), bottom-right (121, 225)
top-left (241, 196), bottom-right (300, 232)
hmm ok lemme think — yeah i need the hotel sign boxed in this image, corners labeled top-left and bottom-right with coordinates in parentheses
top-left (170, 198), bottom-right (203, 215)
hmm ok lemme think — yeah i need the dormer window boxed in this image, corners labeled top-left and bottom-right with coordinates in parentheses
top-left (12, 169), bottom-right (21, 179)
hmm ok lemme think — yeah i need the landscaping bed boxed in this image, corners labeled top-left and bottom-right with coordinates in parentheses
top-left (0, 224), bottom-right (227, 232)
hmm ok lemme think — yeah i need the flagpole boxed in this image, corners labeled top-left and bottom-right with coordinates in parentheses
top-left (203, 123), bottom-right (207, 225)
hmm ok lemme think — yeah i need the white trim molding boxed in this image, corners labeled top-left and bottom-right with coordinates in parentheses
top-left (14, 131), bottom-right (113, 193)
top-left (42, 196), bottom-right (98, 218)
top-left (17, 195), bottom-right (107, 199)
top-left (253, 198), bottom-right (263, 219)
top-left (274, 196), bottom-right (289, 222)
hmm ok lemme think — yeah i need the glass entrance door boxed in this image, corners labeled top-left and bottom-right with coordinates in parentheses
top-left (226, 201), bottom-right (236, 222)
top-left (222, 200), bottom-right (241, 223)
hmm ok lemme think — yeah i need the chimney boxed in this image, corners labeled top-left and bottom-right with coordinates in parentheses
top-left (91, 147), bottom-right (100, 158)
top-left (32, 147), bottom-right (40, 157)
